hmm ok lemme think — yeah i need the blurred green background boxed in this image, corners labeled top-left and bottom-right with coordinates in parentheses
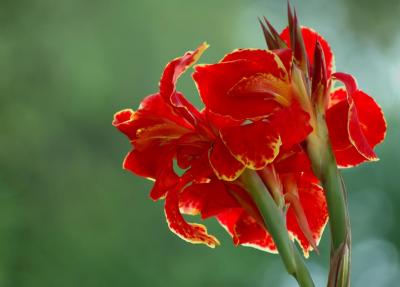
top-left (1, 0), bottom-right (399, 286)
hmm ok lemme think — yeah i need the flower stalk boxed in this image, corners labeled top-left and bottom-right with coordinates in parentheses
top-left (295, 17), bottom-right (351, 285)
top-left (240, 169), bottom-right (315, 287)
top-left (306, 117), bottom-right (351, 287)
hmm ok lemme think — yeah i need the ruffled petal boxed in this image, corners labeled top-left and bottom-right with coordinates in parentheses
top-left (234, 212), bottom-right (277, 253)
top-left (176, 143), bottom-right (208, 170)
top-left (221, 49), bottom-right (290, 78)
top-left (270, 103), bottom-right (312, 150)
top-left (133, 123), bottom-right (190, 150)
top-left (112, 109), bottom-right (137, 139)
top-left (352, 90), bottom-right (386, 148)
top-left (203, 109), bottom-right (242, 130)
top-left (182, 149), bottom-right (214, 183)
top-left (160, 43), bottom-right (208, 126)
top-left (348, 105), bottom-right (378, 161)
top-left (164, 187), bottom-right (220, 248)
top-left (222, 48), bottom-right (293, 76)
top-left (149, 159), bottom-right (179, 201)
top-left (280, 26), bottom-right (334, 78)
top-left (193, 49), bottom-right (291, 119)
top-left (216, 208), bottom-right (277, 253)
top-left (179, 180), bottom-right (239, 219)
top-left (123, 148), bottom-right (158, 179)
top-left (137, 93), bottom-right (191, 129)
top-left (220, 121), bottom-right (281, 170)
top-left (123, 146), bottom-right (179, 200)
top-left (216, 208), bottom-right (243, 244)
top-left (326, 91), bottom-right (351, 151)
top-left (331, 147), bottom-right (370, 169)
top-left (327, 73), bottom-right (386, 167)
top-left (113, 94), bottom-right (193, 143)
top-left (227, 73), bottom-right (292, 106)
top-left (209, 137), bottom-right (246, 181)
top-left (285, 174), bottom-right (328, 257)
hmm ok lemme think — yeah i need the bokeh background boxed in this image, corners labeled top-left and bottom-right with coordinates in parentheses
top-left (1, 0), bottom-right (399, 286)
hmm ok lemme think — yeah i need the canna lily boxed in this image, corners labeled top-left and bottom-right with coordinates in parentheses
top-left (193, 18), bottom-right (386, 169)
top-left (113, 42), bottom-right (327, 256)
top-left (113, 5), bottom-right (387, 286)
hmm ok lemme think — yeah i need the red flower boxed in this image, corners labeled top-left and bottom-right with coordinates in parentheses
top-left (194, 22), bottom-right (386, 169)
top-left (113, 43), bottom-right (327, 255)
top-left (279, 27), bottom-right (387, 167)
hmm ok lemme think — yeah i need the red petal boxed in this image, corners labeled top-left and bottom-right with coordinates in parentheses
top-left (115, 94), bottom-right (198, 199)
top-left (221, 49), bottom-right (290, 78)
top-left (216, 208), bottom-right (243, 244)
top-left (328, 87), bottom-right (347, 108)
top-left (133, 123), bottom-right (191, 150)
top-left (113, 94), bottom-right (193, 142)
top-left (285, 174), bottom-right (328, 257)
top-left (179, 180), bottom-right (239, 219)
top-left (215, 185), bottom-right (277, 253)
top-left (123, 146), bottom-right (179, 200)
top-left (193, 49), bottom-right (290, 119)
top-left (326, 90), bottom-right (351, 151)
top-left (216, 209), bottom-right (277, 253)
top-left (178, 184), bottom-right (203, 216)
top-left (280, 26), bottom-right (334, 78)
top-left (234, 212), bottom-right (277, 253)
top-left (149, 161), bottom-right (179, 201)
top-left (275, 149), bottom-right (313, 174)
top-left (270, 103), bottom-right (312, 150)
top-left (332, 147), bottom-right (370, 168)
top-left (136, 93), bottom-right (191, 129)
top-left (203, 109), bottom-right (242, 130)
top-left (176, 144), bottom-right (207, 170)
top-left (112, 109), bottom-right (137, 139)
top-left (220, 121), bottom-right (281, 170)
top-left (181, 146), bottom-right (214, 183)
top-left (227, 73), bottom-right (292, 107)
top-left (164, 187), bottom-right (220, 248)
top-left (348, 90), bottom-right (386, 161)
top-left (333, 73), bottom-right (377, 164)
top-left (123, 148), bottom-right (158, 179)
top-left (333, 72), bottom-right (357, 95)
top-left (274, 48), bottom-right (293, 75)
top-left (209, 137), bottom-right (246, 181)
top-left (227, 183), bottom-right (265, 226)
top-left (352, 90), bottom-right (386, 147)
top-left (160, 43), bottom-right (208, 126)
top-left (326, 92), bottom-right (375, 167)
top-left (327, 78), bottom-right (386, 167)
top-left (170, 91), bottom-right (205, 128)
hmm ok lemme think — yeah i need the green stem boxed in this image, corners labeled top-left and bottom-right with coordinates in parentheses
top-left (306, 125), bottom-right (351, 287)
top-left (241, 169), bottom-right (315, 287)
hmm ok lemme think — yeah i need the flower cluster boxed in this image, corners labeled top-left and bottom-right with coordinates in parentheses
top-left (113, 13), bottom-right (386, 257)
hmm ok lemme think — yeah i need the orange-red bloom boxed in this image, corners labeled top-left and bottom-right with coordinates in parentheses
top-left (113, 42), bottom-right (327, 255)
top-left (113, 14), bottom-right (385, 257)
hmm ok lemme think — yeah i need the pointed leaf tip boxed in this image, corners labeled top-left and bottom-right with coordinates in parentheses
top-left (311, 40), bottom-right (328, 107)
top-left (286, 5), bottom-right (308, 74)
top-left (261, 16), bottom-right (287, 49)
top-left (259, 17), bottom-right (275, 49)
